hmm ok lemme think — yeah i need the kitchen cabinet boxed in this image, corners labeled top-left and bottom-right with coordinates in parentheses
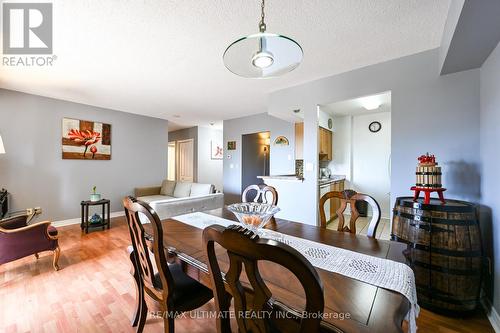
top-left (329, 180), bottom-right (345, 219)
top-left (319, 127), bottom-right (333, 160)
top-left (295, 122), bottom-right (304, 160)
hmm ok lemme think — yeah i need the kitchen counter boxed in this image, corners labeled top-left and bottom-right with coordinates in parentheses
top-left (257, 175), bottom-right (304, 182)
top-left (318, 175), bottom-right (346, 187)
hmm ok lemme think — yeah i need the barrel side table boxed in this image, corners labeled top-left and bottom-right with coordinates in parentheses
top-left (392, 197), bottom-right (482, 315)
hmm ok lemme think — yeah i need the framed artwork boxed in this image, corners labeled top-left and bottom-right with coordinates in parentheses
top-left (211, 140), bottom-right (223, 160)
top-left (62, 118), bottom-right (111, 160)
top-left (227, 141), bottom-right (236, 150)
top-left (274, 136), bottom-right (289, 146)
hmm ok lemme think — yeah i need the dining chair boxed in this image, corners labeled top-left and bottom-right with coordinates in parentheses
top-left (319, 189), bottom-right (381, 238)
top-left (123, 196), bottom-right (213, 333)
top-left (242, 184), bottom-right (278, 205)
top-left (203, 224), bottom-right (324, 333)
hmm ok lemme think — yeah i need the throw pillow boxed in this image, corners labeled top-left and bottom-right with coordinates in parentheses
top-left (173, 182), bottom-right (192, 198)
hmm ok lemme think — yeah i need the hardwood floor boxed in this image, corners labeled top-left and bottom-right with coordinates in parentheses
top-left (327, 216), bottom-right (392, 240)
top-left (0, 217), bottom-right (494, 333)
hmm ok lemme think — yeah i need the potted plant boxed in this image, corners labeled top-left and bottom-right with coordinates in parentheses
top-left (90, 186), bottom-right (101, 202)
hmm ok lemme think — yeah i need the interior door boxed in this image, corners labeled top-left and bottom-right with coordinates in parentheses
top-left (177, 139), bottom-right (194, 182)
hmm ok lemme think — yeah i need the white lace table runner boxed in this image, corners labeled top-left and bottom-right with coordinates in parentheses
top-left (172, 212), bottom-right (419, 333)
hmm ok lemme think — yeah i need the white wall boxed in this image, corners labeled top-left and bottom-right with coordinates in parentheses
top-left (351, 112), bottom-right (391, 218)
top-left (197, 126), bottom-right (223, 191)
top-left (223, 113), bottom-right (295, 204)
top-left (269, 48), bottom-right (480, 225)
top-left (0, 89), bottom-right (168, 221)
top-left (329, 112), bottom-right (391, 218)
top-left (331, 115), bottom-right (352, 184)
top-left (480, 41), bottom-right (500, 317)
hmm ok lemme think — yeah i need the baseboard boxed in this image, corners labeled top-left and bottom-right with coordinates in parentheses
top-left (52, 211), bottom-right (124, 227)
top-left (482, 298), bottom-right (500, 333)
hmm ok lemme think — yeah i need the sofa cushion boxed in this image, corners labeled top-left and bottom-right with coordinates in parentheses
top-left (160, 180), bottom-right (176, 196)
top-left (137, 195), bottom-right (174, 204)
top-left (173, 182), bottom-right (192, 198)
top-left (190, 183), bottom-right (213, 196)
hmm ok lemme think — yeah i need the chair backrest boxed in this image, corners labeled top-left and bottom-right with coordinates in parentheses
top-left (123, 196), bottom-right (174, 300)
top-left (242, 184), bottom-right (278, 205)
top-left (319, 189), bottom-right (381, 238)
top-left (203, 224), bottom-right (324, 333)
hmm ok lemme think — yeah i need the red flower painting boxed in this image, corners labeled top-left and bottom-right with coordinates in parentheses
top-left (62, 118), bottom-right (111, 160)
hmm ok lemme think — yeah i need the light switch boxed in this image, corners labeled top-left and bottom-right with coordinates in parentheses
top-left (230, 163), bottom-right (234, 169)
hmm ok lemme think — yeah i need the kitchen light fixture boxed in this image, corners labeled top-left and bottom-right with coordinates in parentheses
top-left (223, 0), bottom-right (303, 78)
top-left (0, 135), bottom-right (5, 154)
top-left (360, 96), bottom-right (382, 110)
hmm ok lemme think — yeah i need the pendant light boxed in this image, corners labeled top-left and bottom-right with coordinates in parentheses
top-left (223, 0), bottom-right (303, 78)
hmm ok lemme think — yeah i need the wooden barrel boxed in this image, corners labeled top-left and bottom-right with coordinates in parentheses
top-left (392, 197), bottom-right (482, 314)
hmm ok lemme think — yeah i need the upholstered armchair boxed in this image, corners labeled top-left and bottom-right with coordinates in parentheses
top-left (0, 214), bottom-right (60, 270)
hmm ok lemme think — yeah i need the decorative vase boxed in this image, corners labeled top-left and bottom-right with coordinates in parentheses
top-left (90, 193), bottom-right (101, 202)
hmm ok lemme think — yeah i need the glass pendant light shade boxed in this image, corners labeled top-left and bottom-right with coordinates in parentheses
top-left (223, 0), bottom-right (303, 78)
top-left (224, 33), bottom-right (302, 79)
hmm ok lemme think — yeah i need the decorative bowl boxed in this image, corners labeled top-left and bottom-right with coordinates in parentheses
top-left (227, 203), bottom-right (280, 232)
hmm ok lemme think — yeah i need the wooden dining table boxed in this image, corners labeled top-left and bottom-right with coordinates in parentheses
top-left (141, 208), bottom-right (409, 333)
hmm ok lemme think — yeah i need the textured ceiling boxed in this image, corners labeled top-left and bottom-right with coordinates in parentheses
top-left (0, 0), bottom-right (450, 128)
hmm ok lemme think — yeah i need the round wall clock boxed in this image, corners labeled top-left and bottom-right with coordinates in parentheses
top-left (369, 121), bottom-right (382, 133)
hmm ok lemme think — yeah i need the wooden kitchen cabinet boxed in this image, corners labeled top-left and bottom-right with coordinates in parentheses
top-left (319, 127), bottom-right (333, 160)
top-left (329, 180), bottom-right (345, 219)
top-left (295, 122), bottom-right (304, 160)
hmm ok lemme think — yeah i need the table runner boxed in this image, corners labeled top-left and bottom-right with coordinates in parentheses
top-left (172, 212), bottom-right (419, 333)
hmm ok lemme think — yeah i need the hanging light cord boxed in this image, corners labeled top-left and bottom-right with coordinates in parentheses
top-left (259, 0), bottom-right (266, 32)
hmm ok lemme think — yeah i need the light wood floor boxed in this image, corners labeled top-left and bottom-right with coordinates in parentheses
top-left (326, 215), bottom-right (392, 240)
top-left (0, 217), bottom-right (494, 333)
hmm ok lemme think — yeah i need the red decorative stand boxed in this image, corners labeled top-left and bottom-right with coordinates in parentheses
top-left (411, 186), bottom-right (446, 205)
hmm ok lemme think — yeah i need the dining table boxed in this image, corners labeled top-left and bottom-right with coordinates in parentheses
top-left (139, 207), bottom-right (410, 333)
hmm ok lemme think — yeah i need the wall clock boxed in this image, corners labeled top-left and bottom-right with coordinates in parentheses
top-left (369, 121), bottom-right (382, 133)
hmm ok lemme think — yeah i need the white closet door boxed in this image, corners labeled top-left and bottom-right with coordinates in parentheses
top-left (177, 139), bottom-right (194, 182)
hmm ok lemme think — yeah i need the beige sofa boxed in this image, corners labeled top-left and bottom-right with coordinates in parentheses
top-left (134, 180), bottom-right (224, 220)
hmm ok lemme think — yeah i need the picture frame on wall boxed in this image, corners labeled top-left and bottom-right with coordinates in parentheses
top-left (211, 140), bottom-right (223, 160)
top-left (62, 118), bottom-right (111, 160)
top-left (227, 141), bottom-right (236, 150)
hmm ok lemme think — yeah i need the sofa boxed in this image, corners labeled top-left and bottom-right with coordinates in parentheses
top-left (134, 180), bottom-right (224, 221)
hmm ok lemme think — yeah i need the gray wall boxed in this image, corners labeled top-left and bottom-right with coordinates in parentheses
top-left (197, 126), bottom-right (223, 191)
top-left (0, 89), bottom-right (168, 221)
top-left (480, 41), bottom-right (500, 315)
top-left (168, 126), bottom-right (198, 182)
top-left (223, 113), bottom-right (295, 204)
top-left (269, 48), bottom-right (481, 224)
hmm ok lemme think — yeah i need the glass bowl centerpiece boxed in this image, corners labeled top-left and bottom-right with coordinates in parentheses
top-left (227, 203), bottom-right (280, 232)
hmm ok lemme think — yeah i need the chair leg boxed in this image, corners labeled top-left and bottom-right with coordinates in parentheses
top-left (34, 253), bottom-right (39, 259)
top-left (52, 246), bottom-right (61, 271)
top-left (129, 251), bottom-right (145, 327)
top-left (163, 316), bottom-right (174, 333)
top-left (136, 301), bottom-right (148, 333)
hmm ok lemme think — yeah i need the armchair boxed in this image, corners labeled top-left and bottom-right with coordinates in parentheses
top-left (0, 214), bottom-right (60, 271)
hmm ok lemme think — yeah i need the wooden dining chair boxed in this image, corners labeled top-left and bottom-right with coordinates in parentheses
top-left (203, 224), bottom-right (325, 333)
top-left (123, 196), bottom-right (213, 333)
top-left (242, 184), bottom-right (278, 205)
top-left (319, 189), bottom-right (381, 238)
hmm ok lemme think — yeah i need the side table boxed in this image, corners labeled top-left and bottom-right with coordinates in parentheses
top-left (80, 199), bottom-right (110, 234)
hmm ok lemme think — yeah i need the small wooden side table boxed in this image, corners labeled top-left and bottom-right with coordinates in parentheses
top-left (80, 199), bottom-right (110, 234)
